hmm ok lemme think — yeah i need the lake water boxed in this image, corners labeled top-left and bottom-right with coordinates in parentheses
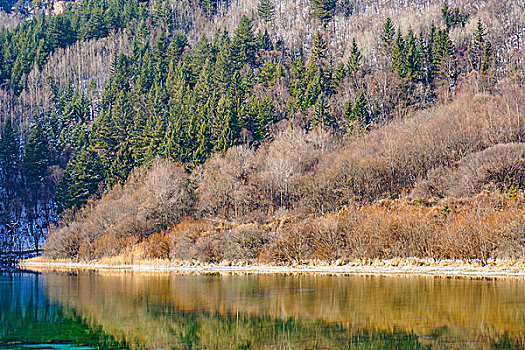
top-left (1, 270), bottom-right (525, 349)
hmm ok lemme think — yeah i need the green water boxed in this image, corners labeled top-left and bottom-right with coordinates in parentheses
top-left (1, 270), bottom-right (524, 349)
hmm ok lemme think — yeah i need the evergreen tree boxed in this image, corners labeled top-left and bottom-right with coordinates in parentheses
top-left (256, 29), bottom-right (273, 51)
top-left (470, 19), bottom-right (492, 74)
top-left (303, 68), bottom-right (322, 111)
top-left (0, 117), bottom-right (20, 196)
top-left (257, 0), bottom-right (275, 23)
top-left (333, 62), bottom-right (346, 87)
top-left (345, 91), bottom-right (369, 126)
top-left (380, 17), bottom-right (395, 54)
top-left (24, 119), bottom-right (50, 186)
top-left (391, 29), bottom-right (406, 77)
top-left (347, 38), bottom-right (362, 75)
top-left (258, 60), bottom-right (277, 85)
top-left (442, 2), bottom-right (469, 30)
top-left (168, 31), bottom-right (188, 63)
top-left (289, 57), bottom-right (306, 112)
top-left (192, 121), bottom-right (211, 167)
top-left (310, 0), bottom-right (336, 25)
top-left (55, 143), bottom-right (104, 212)
top-left (404, 28), bottom-right (421, 81)
top-left (108, 142), bottom-right (134, 186)
top-left (163, 119), bottom-right (183, 161)
top-left (232, 16), bottom-right (256, 67)
top-left (312, 31), bottom-right (328, 63)
top-left (310, 92), bottom-right (331, 129)
top-left (255, 97), bottom-right (274, 140)
top-left (434, 28), bottom-right (458, 86)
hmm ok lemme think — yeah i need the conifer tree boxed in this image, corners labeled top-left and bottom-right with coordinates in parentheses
top-left (303, 69), bottom-right (322, 111)
top-left (168, 31), bottom-right (188, 63)
top-left (192, 121), bottom-right (211, 167)
top-left (108, 142), bottom-right (134, 186)
top-left (0, 117), bottom-right (20, 196)
top-left (333, 62), bottom-right (346, 87)
top-left (347, 38), bottom-right (362, 75)
top-left (213, 114), bottom-right (234, 155)
top-left (310, 0), bottom-right (336, 25)
top-left (257, 0), bottom-right (275, 23)
top-left (391, 30), bottom-right (406, 77)
top-left (232, 16), bottom-right (256, 67)
top-left (55, 142), bottom-right (104, 212)
top-left (380, 17), bottom-right (395, 54)
top-left (163, 119), bottom-right (183, 161)
top-left (289, 57), bottom-right (306, 111)
top-left (470, 19), bottom-right (492, 74)
top-left (258, 60), bottom-right (277, 85)
top-left (405, 28), bottom-right (421, 81)
top-left (256, 29), bottom-right (273, 51)
top-left (345, 91), bottom-right (369, 126)
top-left (255, 97), bottom-right (274, 140)
top-left (312, 31), bottom-right (328, 63)
top-left (442, 2), bottom-right (469, 30)
top-left (24, 119), bottom-right (50, 186)
top-left (310, 92), bottom-right (331, 129)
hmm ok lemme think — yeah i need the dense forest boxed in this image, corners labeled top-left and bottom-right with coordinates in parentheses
top-left (0, 0), bottom-right (523, 262)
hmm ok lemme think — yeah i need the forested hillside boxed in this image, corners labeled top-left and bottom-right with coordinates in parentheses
top-left (0, 0), bottom-right (523, 261)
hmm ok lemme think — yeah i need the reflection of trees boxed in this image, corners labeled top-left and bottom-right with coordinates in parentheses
top-left (40, 272), bottom-right (525, 349)
top-left (0, 272), bottom-right (126, 348)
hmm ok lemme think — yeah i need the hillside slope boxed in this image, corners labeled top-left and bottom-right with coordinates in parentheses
top-left (0, 0), bottom-right (523, 258)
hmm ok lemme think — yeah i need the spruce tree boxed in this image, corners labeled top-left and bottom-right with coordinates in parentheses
top-left (192, 121), bottom-right (210, 167)
top-left (310, 92), bottom-right (331, 129)
top-left (0, 117), bottom-right (20, 196)
top-left (255, 97), bottom-right (274, 140)
top-left (353, 91), bottom-right (369, 124)
top-left (345, 91), bottom-right (369, 126)
top-left (55, 143), bottom-right (104, 212)
top-left (470, 19), bottom-right (492, 74)
top-left (232, 16), bottom-right (256, 67)
top-left (380, 17), bottom-right (395, 54)
top-left (391, 30), bottom-right (406, 77)
top-left (312, 31), bottom-right (328, 63)
top-left (257, 0), bottom-right (275, 23)
top-left (347, 38), bottom-right (362, 75)
top-left (310, 0), bottom-right (336, 25)
top-left (24, 119), bottom-right (50, 186)
top-left (108, 142), bottom-right (134, 186)
top-left (333, 62), bottom-right (346, 87)
top-left (405, 28), bottom-right (421, 81)
top-left (257, 60), bottom-right (277, 85)
top-left (256, 29), bottom-right (273, 51)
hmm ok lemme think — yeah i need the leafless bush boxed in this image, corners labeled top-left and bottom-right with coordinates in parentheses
top-left (222, 224), bottom-right (269, 261)
top-left (413, 143), bottom-right (525, 198)
top-left (195, 145), bottom-right (256, 218)
top-left (45, 159), bottom-right (192, 260)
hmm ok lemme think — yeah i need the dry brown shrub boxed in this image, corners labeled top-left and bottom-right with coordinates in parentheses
top-left (413, 143), bottom-right (525, 198)
top-left (222, 224), bottom-right (269, 261)
top-left (309, 213), bottom-right (348, 260)
top-left (86, 234), bottom-right (139, 262)
top-left (139, 232), bottom-right (171, 259)
top-left (168, 218), bottom-right (216, 261)
top-left (45, 159), bottom-right (192, 260)
top-left (195, 145), bottom-right (256, 218)
top-left (262, 218), bottom-right (315, 263)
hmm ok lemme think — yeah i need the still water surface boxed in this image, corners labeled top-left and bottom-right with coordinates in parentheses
top-left (1, 270), bottom-right (525, 349)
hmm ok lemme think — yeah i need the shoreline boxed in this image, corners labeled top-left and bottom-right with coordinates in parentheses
top-left (18, 258), bottom-right (525, 278)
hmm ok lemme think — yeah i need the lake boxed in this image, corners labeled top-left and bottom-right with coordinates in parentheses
top-left (1, 270), bottom-right (524, 349)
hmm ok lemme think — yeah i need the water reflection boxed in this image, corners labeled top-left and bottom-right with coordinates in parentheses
top-left (0, 271), bottom-right (126, 349)
top-left (3, 270), bottom-right (525, 349)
